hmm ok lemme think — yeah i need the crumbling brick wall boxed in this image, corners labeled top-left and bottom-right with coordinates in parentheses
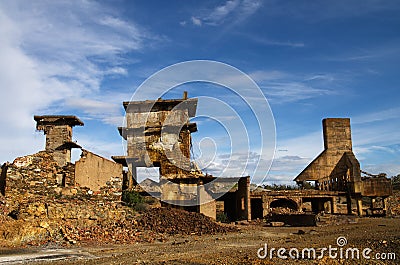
top-left (2, 151), bottom-right (124, 221)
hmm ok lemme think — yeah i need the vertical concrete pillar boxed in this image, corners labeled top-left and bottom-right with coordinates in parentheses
top-left (128, 164), bottom-right (137, 189)
top-left (356, 198), bottom-right (363, 216)
top-left (330, 197), bottom-right (337, 214)
top-left (298, 198), bottom-right (303, 212)
top-left (262, 196), bottom-right (270, 217)
top-left (382, 197), bottom-right (387, 215)
top-left (346, 194), bottom-right (352, 215)
top-left (237, 177), bottom-right (251, 221)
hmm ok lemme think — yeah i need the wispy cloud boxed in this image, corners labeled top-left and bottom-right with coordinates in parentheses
top-left (249, 70), bottom-right (337, 103)
top-left (261, 82), bottom-right (334, 103)
top-left (185, 0), bottom-right (262, 27)
top-left (63, 94), bottom-right (127, 127)
top-left (353, 107), bottom-right (400, 124)
top-left (191, 16), bottom-right (202, 26)
top-left (245, 34), bottom-right (305, 48)
top-left (203, 0), bottom-right (240, 25)
top-left (0, 1), bottom-right (160, 163)
top-left (320, 43), bottom-right (400, 63)
top-left (362, 163), bottom-right (400, 177)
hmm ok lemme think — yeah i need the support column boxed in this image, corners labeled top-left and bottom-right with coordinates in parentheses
top-left (330, 197), bottom-right (337, 214)
top-left (346, 194), bottom-right (352, 215)
top-left (382, 197), bottom-right (388, 215)
top-left (298, 198), bottom-right (303, 212)
top-left (128, 164), bottom-right (137, 189)
top-left (236, 177), bottom-right (251, 221)
top-left (356, 197), bottom-right (363, 216)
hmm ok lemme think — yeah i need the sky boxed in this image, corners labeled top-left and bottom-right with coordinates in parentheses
top-left (0, 0), bottom-right (399, 185)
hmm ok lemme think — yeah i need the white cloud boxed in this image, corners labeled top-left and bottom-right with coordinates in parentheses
top-left (248, 70), bottom-right (337, 103)
top-left (246, 35), bottom-right (305, 48)
top-left (353, 107), bottom-right (400, 124)
top-left (362, 163), bottom-right (400, 177)
top-left (73, 134), bottom-right (125, 161)
top-left (61, 88), bottom-right (134, 127)
top-left (0, 1), bottom-right (159, 163)
top-left (261, 82), bottom-right (334, 103)
top-left (191, 16), bottom-right (202, 26)
top-left (189, 0), bottom-right (261, 26)
top-left (206, 0), bottom-right (240, 25)
top-left (104, 67), bottom-right (128, 76)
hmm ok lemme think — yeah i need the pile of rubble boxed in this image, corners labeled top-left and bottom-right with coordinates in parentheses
top-left (269, 207), bottom-right (299, 215)
top-left (317, 214), bottom-right (358, 226)
top-left (139, 207), bottom-right (237, 235)
top-left (0, 151), bottom-right (237, 247)
top-left (0, 207), bottom-right (237, 246)
top-left (5, 151), bottom-right (67, 203)
top-left (389, 190), bottom-right (400, 216)
top-left (4, 152), bottom-right (122, 205)
top-left (61, 219), bottom-right (166, 245)
top-left (1, 152), bottom-right (126, 220)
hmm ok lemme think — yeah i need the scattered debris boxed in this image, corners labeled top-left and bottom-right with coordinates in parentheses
top-left (139, 208), bottom-right (237, 235)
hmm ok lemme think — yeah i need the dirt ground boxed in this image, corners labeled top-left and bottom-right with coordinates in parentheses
top-left (2, 216), bottom-right (399, 265)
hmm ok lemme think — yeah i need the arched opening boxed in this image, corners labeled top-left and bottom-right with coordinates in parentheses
top-left (270, 198), bottom-right (298, 211)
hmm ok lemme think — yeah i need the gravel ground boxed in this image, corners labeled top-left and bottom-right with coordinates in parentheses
top-left (7, 216), bottom-right (398, 265)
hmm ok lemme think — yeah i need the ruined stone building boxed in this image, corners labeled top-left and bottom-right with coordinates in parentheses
top-left (33, 115), bottom-right (123, 193)
top-left (249, 118), bottom-right (393, 222)
top-left (293, 118), bottom-right (392, 216)
top-left (112, 92), bottom-right (251, 220)
top-left (112, 92), bottom-right (198, 184)
top-left (2, 108), bottom-right (392, 224)
top-left (34, 115), bottom-right (84, 166)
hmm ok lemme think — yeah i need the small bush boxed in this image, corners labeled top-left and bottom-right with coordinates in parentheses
top-left (216, 212), bottom-right (230, 223)
top-left (122, 190), bottom-right (143, 208)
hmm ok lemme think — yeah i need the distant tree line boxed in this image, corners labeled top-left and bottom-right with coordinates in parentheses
top-left (392, 174), bottom-right (400, 190)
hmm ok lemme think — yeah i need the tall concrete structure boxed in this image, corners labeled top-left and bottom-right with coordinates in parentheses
top-left (295, 118), bottom-right (361, 192)
top-left (112, 93), bottom-right (198, 184)
top-left (294, 118), bottom-right (392, 216)
top-left (112, 93), bottom-right (253, 220)
top-left (34, 115), bottom-right (83, 166)
top-left (113, 92), bottom-right (217, 217)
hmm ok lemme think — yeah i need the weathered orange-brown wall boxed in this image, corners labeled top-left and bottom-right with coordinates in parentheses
top-left (75, 150), bottom-right (122, 191)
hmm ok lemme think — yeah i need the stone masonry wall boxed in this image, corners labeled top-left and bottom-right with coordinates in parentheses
top-left (2, 151), bottom-right (124, 221)
top-left (75, 149), bottom-right (123, 192)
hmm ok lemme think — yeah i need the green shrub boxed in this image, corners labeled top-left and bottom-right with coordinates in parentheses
top-left (122, 190), bottom-right (143, 208)
top-left (216, 212), bottom-right (230, 223)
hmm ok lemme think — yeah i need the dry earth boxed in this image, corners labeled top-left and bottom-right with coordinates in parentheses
top-left (1, 217), bottom-right (399, 265)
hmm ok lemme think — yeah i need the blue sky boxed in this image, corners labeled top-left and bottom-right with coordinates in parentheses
top-left (0, 0), bottom-right (399, 185)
